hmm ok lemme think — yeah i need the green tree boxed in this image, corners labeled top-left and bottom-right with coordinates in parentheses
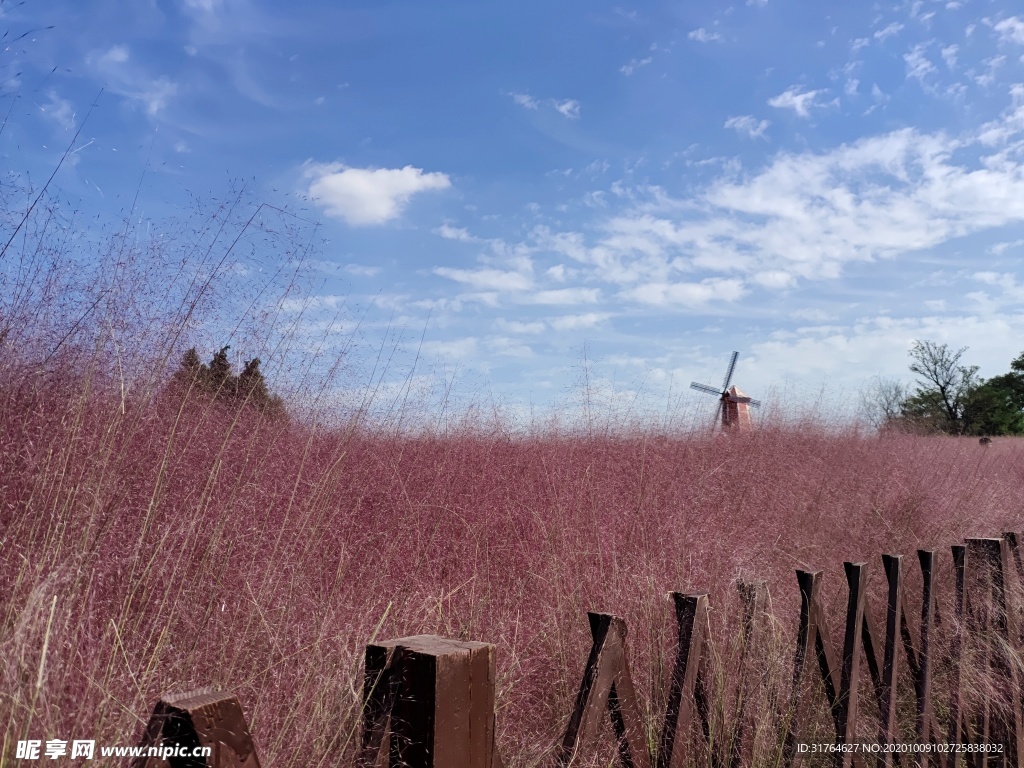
top-left (961, 352), bottom-right (1024, 436)
top-left (171, 346), bottom-right (285, 417)
top-left (863, 342), bottom-right (1024, 435)
top-left (900, 340), bottom-right (980, 434)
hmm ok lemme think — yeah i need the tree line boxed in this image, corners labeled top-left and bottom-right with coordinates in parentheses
top-left (170, 346), bottom-right (287, 418)
top-left (862, 340), bottom-right (1024, 436)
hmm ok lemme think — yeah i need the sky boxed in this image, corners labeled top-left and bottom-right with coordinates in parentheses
top-left (4, 0), bottom-right (1024, 428)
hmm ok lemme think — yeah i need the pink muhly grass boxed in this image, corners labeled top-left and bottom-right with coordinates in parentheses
top-left (4, 365), bottom-right (1024, 765)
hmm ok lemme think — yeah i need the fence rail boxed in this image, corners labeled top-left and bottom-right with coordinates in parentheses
top-left (130, 532), bottom-right (1024, 768)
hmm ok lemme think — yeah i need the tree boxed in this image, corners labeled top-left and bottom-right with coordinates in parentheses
top-left (961, 351), bottom-right (1024, 436)
top-left (903, 340), bottom-right (980, 435)
top-left (171, 346), bottom-right (285, 417)
top-left (859, 376), bottom-right (909, 431)
top-left (862, 342), bottom-right (1024, 436)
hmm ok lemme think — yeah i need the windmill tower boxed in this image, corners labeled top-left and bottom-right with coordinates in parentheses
top-left (690, 351), bottom-right (761, 432)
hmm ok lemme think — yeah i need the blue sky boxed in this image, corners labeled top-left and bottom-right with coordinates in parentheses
top-left (5, 0), bottom-right (1024, 427)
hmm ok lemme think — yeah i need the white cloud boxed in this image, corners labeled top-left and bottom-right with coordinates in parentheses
top-left (304, 163), bottom-right (451, 226)
top-left (488, 337), bottom-right (534, 358)
top-left (941, 44), bottom-right (959, 69)
top-left (620, 278), bottom-right (747, 307)
top-left (98, 44), bottom-right (130, 66)
top-left (344, 264), bottom-right (381, 277)
top-left (975, 56), bottom-right (1006, 88)
top-left (724, 115), bottom-right (770, 139)
top-left (553, 99), bottom-right (581, 119)
top-left (495, 319), bottom-right (546, 334)
top-left (522, 119), bottom-right (1024, 303)
top-left (433, 267), bottom-right (532, 292)
top-left (526, 288), bottom-right (601, 305)
top-left (422, 338), bottom-right (478, 359)
top-left (874, 22), bottom-right (904, 42)
top-left (965, 272), bottom-right (1024, 309)
top-left (139, 78), bottom-right (177, 116)
top-left (688, 28), bottom-right (722, 43)
top-left (697, 128), bottom-right (1024, 276)
top-left (509, 91), bottom-right (539, 110)
top-left (87, 45), bottom-right (177, 116)
top-left (435, 224), bottom-right (478, 242)
top-left (549, 313), bottom-right (612, 330)
top-left (620, 57), bottom-right (653, 76)
top-left (546, 264), bottom-right (569, 282)
top-left (39, 90), bottom-right (75, 130)
top-left (904, 43), bottom-right (936, 82)
top-left (994, 17), bottom-right (1024, 45)
top-left (768, 86), bottom-right (824, 118)
top-left (845, 78), bottom-right (860, 96)
top-left (990, 238), bottom-right (1024, 255)
top-left (747, 0), bottom-right (768, 6)
top-left (752, 270), bottom-right (796, 289)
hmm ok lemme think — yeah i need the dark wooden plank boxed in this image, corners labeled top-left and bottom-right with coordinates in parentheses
top-left (658, 593), bottom-right (710, 768)
top-left (837, 563), bottom-right (868, 768)
top-left (361, 634), bottom-right (498, 768)
top-left (965, 538), bottom-right (1022, 768)
top-left (131, 688), bottom-right (261, 768)
top-left (949, 545), bottom-right (968, 767)
top-left (559, 613), bottom-right (651, 768)
top-left (357, 643), bottom-right (402, 768)
top-left (731, 580), bottom-right (769, 768)
top-left (877, 555), bottom-right (903, 768)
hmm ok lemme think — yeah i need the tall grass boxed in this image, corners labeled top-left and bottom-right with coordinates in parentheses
top-left (2, 181), bottom-right (1024, 767)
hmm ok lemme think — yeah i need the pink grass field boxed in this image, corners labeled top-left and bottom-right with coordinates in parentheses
top-left (3, 359), bottom-right (1024, 766)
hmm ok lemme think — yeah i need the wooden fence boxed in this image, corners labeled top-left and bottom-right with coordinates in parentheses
top-left (130, 533), bottom-right (1024, 768)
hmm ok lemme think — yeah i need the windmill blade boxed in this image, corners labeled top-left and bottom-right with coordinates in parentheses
top-left (713, 399), bottom-right (723, 431)
top-left (690, 381), bottom-right (722, 396)
top-left (722, 351), bottom-right (739, 391)
top-left (748, 398), bottom-right (761, 408)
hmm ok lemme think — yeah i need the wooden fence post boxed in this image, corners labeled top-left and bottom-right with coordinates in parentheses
top-left (836, 562), bottom-right (868, 767)
top-left (731, 580), bottom-right (770, 768)
top-left (783, 568), bottom-right (870, 768)
top-left (1002, 532), bottom-right (1024, 649)
top-left (356, 634), bottom-right (499, 768)
top-left (950, 544), bottom-right (970, 766)
top-left (964, 538), bottom-right (1023, 767)
top-left (910, 549), bottom-right (946, 767)
top-left (658, 593), bottom-right (712, 768)
top-left (558, 612), bottom-right (651, 768)
top-left (132, 688), bottom-right (261, 768)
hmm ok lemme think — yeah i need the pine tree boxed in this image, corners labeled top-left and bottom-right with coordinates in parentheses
top-left (170, 346), bottom-right (285, 417)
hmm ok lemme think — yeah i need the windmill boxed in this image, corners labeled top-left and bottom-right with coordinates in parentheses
top-left (690, 351), bottom-right (761, 432)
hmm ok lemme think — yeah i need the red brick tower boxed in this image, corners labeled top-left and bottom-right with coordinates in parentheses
top-left (722, 386), bottom-right (755, 432)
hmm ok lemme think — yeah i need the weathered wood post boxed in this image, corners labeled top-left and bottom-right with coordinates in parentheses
top-left (357, 634), bottom-right (499, 768)
top-left (658, 593), bottom-right (711, 768)
top-left (558, 612), bottom-right (651, 768)
top-left (132, 688), bottom-right (261, 768)
top-left (963, 538), bottom-right (1023, 767)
